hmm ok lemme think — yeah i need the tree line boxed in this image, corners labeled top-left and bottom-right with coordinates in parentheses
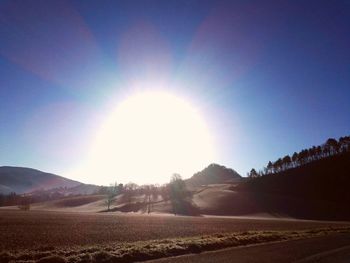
top-left (0, 174), bottom-right (191, 215)
top-left (102, 174), bottom-right (190, 215)
top-left (248, 135), bottom-right (350, 178)
top-left (0, 192), bottom-right (31, 209)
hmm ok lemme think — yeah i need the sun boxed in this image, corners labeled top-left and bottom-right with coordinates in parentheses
top-left (78, 91), bottom-right (216, 185)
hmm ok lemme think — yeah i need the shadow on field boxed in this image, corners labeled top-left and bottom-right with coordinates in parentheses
top-left (104, 199), bottom-right (201, 216)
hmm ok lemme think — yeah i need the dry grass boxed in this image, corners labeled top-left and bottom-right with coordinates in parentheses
top-left (1, 226), bottom-right (350, 263)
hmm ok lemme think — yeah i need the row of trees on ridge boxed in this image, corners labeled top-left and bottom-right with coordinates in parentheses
top-left (248, 136), bottom-right (350, 178)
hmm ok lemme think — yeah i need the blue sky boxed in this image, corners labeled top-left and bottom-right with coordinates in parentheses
top-left (0, 0), bottom-right (349, 183)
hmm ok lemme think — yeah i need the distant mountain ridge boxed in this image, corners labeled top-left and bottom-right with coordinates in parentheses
top-left (0, 166), bottom-right (82, 194)
top-left (186, 163), bottom-right (242, 186)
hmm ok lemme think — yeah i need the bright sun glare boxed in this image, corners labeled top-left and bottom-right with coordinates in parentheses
top-left (77, 91), bottom-right (216, 185)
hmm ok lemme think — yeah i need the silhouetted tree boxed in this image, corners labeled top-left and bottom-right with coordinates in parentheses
top-left (275, 158), bottom-right (283, 172)
top-left (267, 161), bottom-right (273, 174)
top-left (144, 185), bottom-right (151, 214)
top-left (248, 168), bottom-right (259, 178)
top-left (123, 182), bottom-right (138, 203)
top-left (160, 185), bottom-right (170, 201)
top-left (292, 152), bottom-right (299, 167)
top-left (282, 155), bottom-right (292, 170)
top-left (339, 136), bottom-right (350, 152)
top-left (18, 194), bottom-right (31, 210)
top-left (316, 146), bottom-right (322, 159)
top-left (105, 183), bottom-right (118, 211)
top-left (325, 138), bottom-right (339, 155)
top-left (169, 174), bottom-right (189, 215)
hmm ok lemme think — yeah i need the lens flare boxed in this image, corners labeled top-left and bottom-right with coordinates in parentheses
top-left (75, 90), bottom-right (216, 185)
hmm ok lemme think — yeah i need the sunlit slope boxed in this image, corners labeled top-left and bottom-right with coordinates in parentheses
top-left (31, 195), bottom-right (106, 212)
top-left (186, 163), bottom-right (242, 187)
top-left (28, 193), bottom-right (172, 213)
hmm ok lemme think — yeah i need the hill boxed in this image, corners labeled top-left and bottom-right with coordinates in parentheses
top-left (233, 152), bottom-right (350, 219)
top-left (186, 163), bottom-right (242, 187)
top-left (236, 151), bottom-right (350, 203)
top-left (0, 166), bottom-right (81, 194)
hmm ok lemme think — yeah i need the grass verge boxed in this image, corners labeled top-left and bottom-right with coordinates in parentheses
top-left (1, 226), bottom-right (350, 263)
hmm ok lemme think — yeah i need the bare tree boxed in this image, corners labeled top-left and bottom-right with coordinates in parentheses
top-left (18, 194), bottom-right (31, 211)
top-left (105, 183), bottom-right (118, 211)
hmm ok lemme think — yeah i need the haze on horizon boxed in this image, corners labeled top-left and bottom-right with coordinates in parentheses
top-left (0, 0), bottom-right (349, 185)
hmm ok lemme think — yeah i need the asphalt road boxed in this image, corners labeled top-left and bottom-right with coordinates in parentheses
top-left (147, 233), bottom-right (350, 263)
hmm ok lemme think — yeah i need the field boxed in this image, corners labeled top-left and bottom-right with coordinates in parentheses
top-left (1, 210), bottom-right (350, 262)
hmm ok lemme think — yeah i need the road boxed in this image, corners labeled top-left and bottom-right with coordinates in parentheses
top-left (147, 233), bottom-right (350, 263)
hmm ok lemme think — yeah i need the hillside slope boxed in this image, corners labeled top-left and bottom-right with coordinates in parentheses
top-left (230, 152), bottom-right (350, 219)
top-left (236, 152), bottom-right (350, 204)
top-left (0, 166), bottom-right (81, 194)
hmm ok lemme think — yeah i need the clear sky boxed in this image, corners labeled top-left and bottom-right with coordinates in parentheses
top-left (0, 0), bottom-right (349, 184)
